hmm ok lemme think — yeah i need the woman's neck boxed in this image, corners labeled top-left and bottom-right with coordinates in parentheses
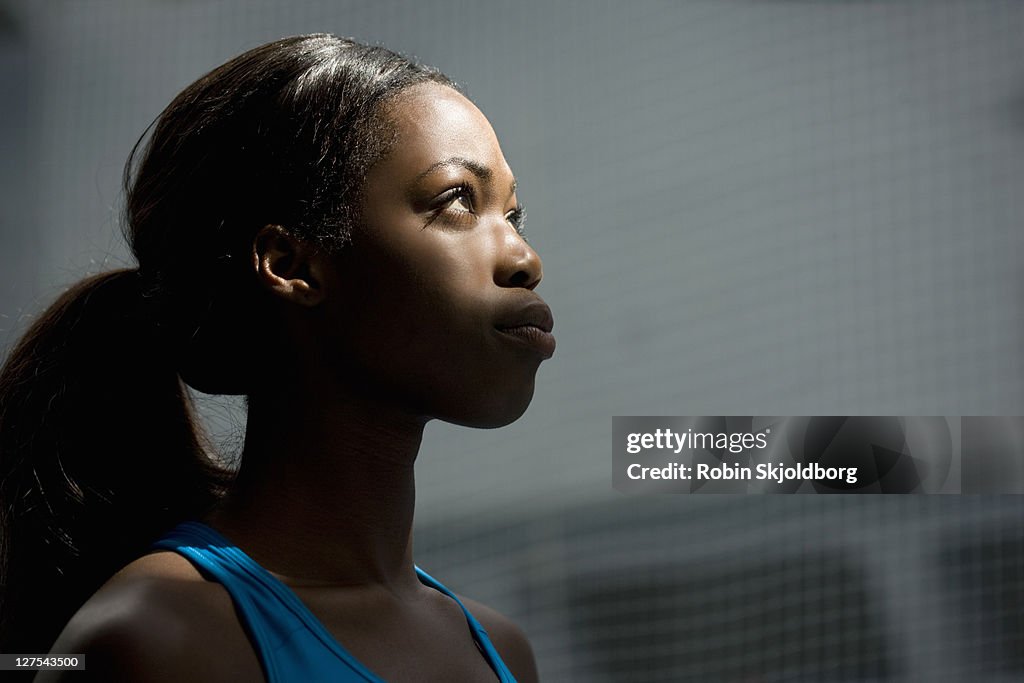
top-left (203, 387), bottom-right (428, 597)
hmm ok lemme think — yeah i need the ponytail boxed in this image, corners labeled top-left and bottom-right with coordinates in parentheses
top-left (0, 31), bottom-right (457, 657)
top-left (0, 269), bottom-right (231, 653)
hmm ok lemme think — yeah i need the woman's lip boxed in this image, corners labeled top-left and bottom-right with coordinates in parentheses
top-left (495, 324), bottom-right (556, 359)
top-left (497, 301), bottom-right (554, 334)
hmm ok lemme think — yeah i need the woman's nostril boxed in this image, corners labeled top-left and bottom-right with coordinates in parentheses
top-left (509, 270), bottom-right (531, 288)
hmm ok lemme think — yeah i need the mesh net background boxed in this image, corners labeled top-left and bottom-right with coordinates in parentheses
top-left (1, 1), bottom-right (1022, 680)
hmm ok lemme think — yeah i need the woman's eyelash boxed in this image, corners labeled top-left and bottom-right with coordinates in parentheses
top-left (441, 183), bottom-right (475, 212)
top-left (506, 205), bottom-right (527, 238)
top-left (424, 184), bottom-right (474, 228)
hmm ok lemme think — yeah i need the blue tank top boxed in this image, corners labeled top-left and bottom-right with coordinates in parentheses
top-left (151, 521), bottom-right (517, 683)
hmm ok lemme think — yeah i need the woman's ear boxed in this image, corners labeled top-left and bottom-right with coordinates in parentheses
top-left (251, 224), bottom-right (328, 307)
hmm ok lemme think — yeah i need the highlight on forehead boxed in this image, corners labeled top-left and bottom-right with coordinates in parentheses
top-left (364, 82), bottom-right (464, 171)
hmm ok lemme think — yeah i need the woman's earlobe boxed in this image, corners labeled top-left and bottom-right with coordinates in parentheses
top-left (251, 224), bottom-right (326, 307)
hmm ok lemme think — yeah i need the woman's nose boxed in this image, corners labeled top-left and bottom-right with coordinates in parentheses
top-left (495, 229), bottom-right (542, 290)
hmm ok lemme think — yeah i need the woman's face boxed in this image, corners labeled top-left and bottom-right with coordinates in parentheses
top-left (320, 82), bottom-right (553, 428)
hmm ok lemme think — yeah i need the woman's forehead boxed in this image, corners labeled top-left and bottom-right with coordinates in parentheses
top-left (378, 83), bottom-right (509, 180)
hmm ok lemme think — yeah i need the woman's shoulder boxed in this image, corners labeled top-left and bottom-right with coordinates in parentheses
top-left (38, 552), bottom-right (262, 683)
top-left (458, 596), bottom-right (540, 683)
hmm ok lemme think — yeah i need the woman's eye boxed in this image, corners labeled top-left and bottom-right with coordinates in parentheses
top-left (424, 185), bottom-right (478, 229)
top-left (439, 184), bottom-right (474, 212)
top-left (450, 192), bottom-right (473, 212)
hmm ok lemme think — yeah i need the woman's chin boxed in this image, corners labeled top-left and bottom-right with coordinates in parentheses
top-left (436, 383), bottom-right (537, 430)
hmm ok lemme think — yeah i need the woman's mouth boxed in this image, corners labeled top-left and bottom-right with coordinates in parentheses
top-left (495, 324), bottom-right (556, 358)
top-left (494, 299), bottom-right (555, 358)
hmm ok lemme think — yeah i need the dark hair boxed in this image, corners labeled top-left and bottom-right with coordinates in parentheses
top-left (0, 34), bottom-right (455, 653)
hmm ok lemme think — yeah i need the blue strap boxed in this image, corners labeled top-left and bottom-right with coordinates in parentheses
top-left (151, 521), bottom-right (517, 682)
top-left (414, 566), bottom-right (518, 683)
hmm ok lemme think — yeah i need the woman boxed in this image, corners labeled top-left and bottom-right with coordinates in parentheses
top-left (0, 34), bottom-right (548, 682)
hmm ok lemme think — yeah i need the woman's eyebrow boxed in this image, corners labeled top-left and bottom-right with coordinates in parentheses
top-left (416, 156), bottom-right (517, 195)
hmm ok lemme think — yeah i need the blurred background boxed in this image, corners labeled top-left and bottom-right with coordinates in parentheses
top-left (1, 0), bottom-right (1023, 680)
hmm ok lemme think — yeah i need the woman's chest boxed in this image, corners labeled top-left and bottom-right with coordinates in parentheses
top-left (289, 589), bottom-right (502, 683)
